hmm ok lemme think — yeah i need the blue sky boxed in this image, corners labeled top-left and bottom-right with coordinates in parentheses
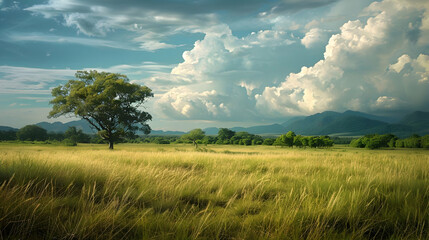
top-left (1, 0), bottom-right (428, 131)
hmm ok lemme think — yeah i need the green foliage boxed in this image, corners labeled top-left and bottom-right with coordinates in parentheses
top-left (0, 130), bottom-right (17, 141)
top-left (217, 128), bottom-right (235, 141)
top-left (262, 138), bottom-right (275, 145)
top-left (16, 125), bottom-right (48, 141)
top-left (350, 134), bottom-right (429, 149)
top-left (421, 135), bottom-right (429, 149)
top-left (273, 131), bottom-right (333, 148)
top-left (181, 129), bottom-right (205, 148)
top-left (64, 127), bottom-right (90, 143)
top-left (49, 70), bottom-right (153, 149)
top-left (404, 135), bottom-right (421, 148)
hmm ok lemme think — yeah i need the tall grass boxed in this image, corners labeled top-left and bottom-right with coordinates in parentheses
top-left (0, 143), bottom-right (428, 239)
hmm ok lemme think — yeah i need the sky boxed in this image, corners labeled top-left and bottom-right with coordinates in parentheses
top-left (0, 0), bottom-right (428, 131)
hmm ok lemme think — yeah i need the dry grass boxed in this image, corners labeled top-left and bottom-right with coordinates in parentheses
top-left (0, 143), bottom-right (428, 239)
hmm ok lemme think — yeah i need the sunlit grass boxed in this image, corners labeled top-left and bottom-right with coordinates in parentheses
top-left (0, 143), bottom-right (428, 239)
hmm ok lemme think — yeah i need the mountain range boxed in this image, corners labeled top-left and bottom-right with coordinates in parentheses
top-left (1, 110), bottom-right (428, 138)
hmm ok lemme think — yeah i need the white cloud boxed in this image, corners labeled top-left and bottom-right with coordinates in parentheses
top-left (25, 0), bottom-right (218, 51)
top-left (153, 24), bottom-right (303, 120)
top-left (301, 28), bottom-right (329, 48)
top-left (372, 96), bottom-right (407, 110)
top-left (8, 33), bottom-right (142, 51)
top-left (257, 0), bottom-right (429, 116)
top-left (1, 0), bottom-right (19, 11)
top-left (0, 108), bottom-right (79, 128)
top-left (389, 54), bottom-right (411, 73)
top-left (0, 66), bottom-right (76, 94)
top-left (0, 62), bottom-right (172, 95)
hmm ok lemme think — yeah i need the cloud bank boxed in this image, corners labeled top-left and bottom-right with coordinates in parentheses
top-left (154, 0), bottom-right (429, 121)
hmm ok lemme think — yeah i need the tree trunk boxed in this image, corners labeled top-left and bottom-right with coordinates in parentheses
top-left (193, 140), bottom-right (198, 148)
top-left (109, 141), bottom-right (114, 150)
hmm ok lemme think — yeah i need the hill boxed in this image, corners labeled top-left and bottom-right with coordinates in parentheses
top-left (400, 111), bottom-right (429, 130)
top-left (36, 120), bottom-right (95, 134)
top-left (0, 126), bottom-right (18, 132)
top-left (282, 110), bottom-right (429, 137)
top-left (1, 110), bottom-right (428, 137)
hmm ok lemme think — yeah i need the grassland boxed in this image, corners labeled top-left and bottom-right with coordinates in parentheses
top-left (0, 143), bottom-right (428, 239)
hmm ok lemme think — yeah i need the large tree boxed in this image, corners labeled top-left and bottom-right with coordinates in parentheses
top-left (49, 70), bottom-right (153, 149)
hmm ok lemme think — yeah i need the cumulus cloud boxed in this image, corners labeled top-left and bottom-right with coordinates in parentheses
top-left (256, 0), bottom-right (429, 116)
top-left (372, 96), bottom-right (407, 110)
top-left (301, 28), bottom-right (329, 48)
top-left (153, 24), bottom-right (306, 121)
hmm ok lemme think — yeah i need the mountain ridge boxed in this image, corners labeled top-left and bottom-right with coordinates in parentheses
top-left (2, 110), bottom-right (428, 137)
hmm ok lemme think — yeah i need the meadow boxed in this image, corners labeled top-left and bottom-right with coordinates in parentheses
top-left (0, 143), bottom-right (427, 239)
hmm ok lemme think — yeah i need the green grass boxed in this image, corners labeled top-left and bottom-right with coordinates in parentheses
top-left (0, 143), bottom-right (428, 239)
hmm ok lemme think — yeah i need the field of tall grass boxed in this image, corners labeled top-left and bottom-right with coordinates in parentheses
top-left (0, 143), bottom-right (427, 239)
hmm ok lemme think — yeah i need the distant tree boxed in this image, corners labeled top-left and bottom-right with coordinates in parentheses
top-left (421, 135), bottom-right (429, 149)
top-left (202, 136), bottom-right (216, 145)
top-left (0, 130), bottom-right (17, 141)
top-left (293, 135), bottom-right (304, 148)
top-left (48, 70), bottom-right (153, 149)
top-left (321, 136), bottom-right (334, 147)
top-left (300, 137), bottom-right (308, 148)
top-left (181, 129), bottom-right (205, 148)
top-left (262, 138), bottom-right (275, 145)
top-left (64, 126), bottom-right (90, 144)
top-left (404, 134), bottom-right (421, 148)
top-left (285, 131), bottom-right (296, 147)
top-left (16, 125), bottom-right (48, 141)
top-left (395, 139), bottom-right (404, 148)
top-left (218, 128), bottom-right (235, 141)
top-left (47, 132), bottom-right (65, 141)
top-left (274, 131), bottom-right (296, 147)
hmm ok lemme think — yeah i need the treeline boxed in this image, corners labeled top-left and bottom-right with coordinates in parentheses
top-left (0, 125), bottom-right (97, 145)
top-left (272, 131), bottom-right (333, 148)
top-left (128, 129), bottom-right (334, 148)
top-left (1, 125), bottom-right (336, 148)
top-left (350, 134), bottom-right (429, 149)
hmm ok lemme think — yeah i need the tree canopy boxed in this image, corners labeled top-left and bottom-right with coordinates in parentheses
top-left (16, 125), bottom-right (47, 141)
top-left (49, 70), bottom-right (153, 149)
top-left (181, 129), bottom-right (205, 148)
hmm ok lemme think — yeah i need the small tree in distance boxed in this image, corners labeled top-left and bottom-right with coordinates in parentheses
top-left (16, 125), bottom-right (47, 141)
top-left (49, 70), bottom-right (153, 149)
top-left (182, 129), bottom-right (205, 148)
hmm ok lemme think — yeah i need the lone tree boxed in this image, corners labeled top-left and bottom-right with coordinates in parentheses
top-left (49, 70), bottom-right (153, 149)
top-left (182, 128), bottom-right (205, 148)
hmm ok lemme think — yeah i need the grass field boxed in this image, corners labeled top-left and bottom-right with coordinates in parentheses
top-left (0, 143), bottom-right (428, 239)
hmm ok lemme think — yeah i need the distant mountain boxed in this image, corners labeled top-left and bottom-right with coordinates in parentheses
top-left (35, 120), bottom-right (185, 135)
top-left (232, 124), bottom-right (286, 135)
top-left (0, 126), bottom-right (18, 131)
top-left (282, 110), bottom-right (429, 137)
top-left (36, 120), bottom-right (95, 134)
top-left (281, 116), bottom-right (305, 127)
top-left (399, 111), bottom-right (429, 130)
top-left (342, 110), bottom-right (397, 123)
top-left (2, 110), bottom-right (427, 138)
